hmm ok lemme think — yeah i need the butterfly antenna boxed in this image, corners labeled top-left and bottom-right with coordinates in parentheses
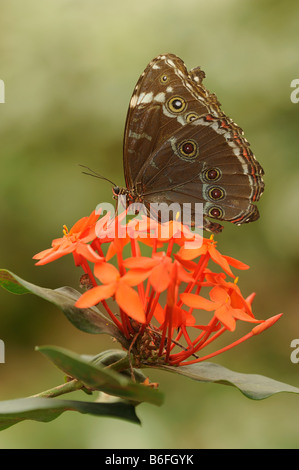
top-left (78, 164), bottom-right (117, 187)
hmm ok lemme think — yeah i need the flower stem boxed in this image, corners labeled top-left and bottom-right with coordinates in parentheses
top-left (177, 252), bottom-right (210, 308)
top-left (174, 330), bottom-right (255, 366)
top-left (30, 379), bottom-right (85, 398)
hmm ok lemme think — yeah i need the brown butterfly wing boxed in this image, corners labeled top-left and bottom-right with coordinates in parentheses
top-left (139, 115), bottom-right (264, 226)
top-left (123, 54), bottom-right (221, 187)
top-left (123, 53), bottom-right (264, 231)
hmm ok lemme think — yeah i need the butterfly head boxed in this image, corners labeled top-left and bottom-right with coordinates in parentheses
top-left (112, 186), bottom-right (120, 197)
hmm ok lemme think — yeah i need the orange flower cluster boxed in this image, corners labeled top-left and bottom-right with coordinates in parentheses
top-left (33, 209), bottom-right (282, 366)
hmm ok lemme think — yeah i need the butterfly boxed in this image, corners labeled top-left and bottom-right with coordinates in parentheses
top-left (111, 53), bottom-right (264, 233)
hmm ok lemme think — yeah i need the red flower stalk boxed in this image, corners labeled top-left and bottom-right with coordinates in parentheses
top-left (34, 209), bottom-right (282, 366)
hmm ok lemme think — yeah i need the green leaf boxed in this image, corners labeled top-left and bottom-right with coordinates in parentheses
top-left (87, 349), bottom-right (148, 382)
top-left (0, 269), bottom-right (31, 295)
top-left (0, 397), bottom-right (140, 431)
top-left (0, 269), bottom-right (128, 346)
top-left (37, 345), bottom-right (164, 406)
top-left (158, 362), bottom-right (299, 400)
top-left (88, 349), bottom-right (129, 367)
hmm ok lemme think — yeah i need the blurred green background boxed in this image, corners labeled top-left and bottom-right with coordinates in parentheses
top-left (1, 0), bottom-right (299, 449)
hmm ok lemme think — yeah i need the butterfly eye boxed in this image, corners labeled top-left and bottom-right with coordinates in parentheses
top-left (160, 74), bottom-right (169, 84)
top-left (113, 186), bottom-right (120, 195)
top-left (186, 112), bottom-right (199, 123)
top-left (208, 187), bottom-right (225, 200)
top-left (208, 207), bottom-right (224, 219)
top-left (167, 96), bottom-right (187, 114)
top-left (204, 168), bottom-right (221, 181)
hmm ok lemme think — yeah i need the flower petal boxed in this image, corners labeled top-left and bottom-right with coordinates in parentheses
top-left (209, 286), bottom-right (229, 303)
top-left (222, 255), bottom-right (249, 271)
top-left (153, 302), bottom-right (166, 325)
top-left (174, 254), bottom-right (197, 271)
top-left (94, 262), bottom-right (119, 284)
top-left (177, 263), bottom-right (194, 284)
top-left (245, 292), bottom-right (256, 306)
top-left (75, 283), bottom-right (116, 308)
top-left (122, 269), bottom-right (150, 286)
top-left (115, 282), bottom-right (145, 323)
top-left (34, 245), bottom-right (74, 265)
top-left (70, 216), bottom-right (90, 234)
top-left (76, 243), bottom-right (104, 263)
top-left (123, 257), bottom-right (157, 269)
top-left (150, 263), bottom-right (171, 292)
top-left (232, 308), bottom-right (261, 324)
top-left (33, 247), bottom-right (57, 260)
top-left (180, 293), bottom-right (216, 311)
top-left (178, 244), bottom-right (207, 261)
top-left (214, 305), bottom-right (236, 331)
top-left (106, 236), bottom-right (130, 261)
top-left (209, 245), bottom-right (235, 277)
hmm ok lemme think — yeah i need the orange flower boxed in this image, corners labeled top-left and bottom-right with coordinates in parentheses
top-left (123, 253), bottom-right (193, 293)
top-left (203, 271), bottom-right (254, 317)
top-left (181, 286), bottom-right (261, 331)
top-left (126, 215), bottom-right (203, 250)
top-left (35, 209), bottom-right (282, 366)
top-left (178, 235), bottom-right (249, 278)
top-left (33, 210), bottom-right (101, 266)
top-left (95, 212), bottom-right (131, 260)
top-left (75, 262), bottom-right (146, 323)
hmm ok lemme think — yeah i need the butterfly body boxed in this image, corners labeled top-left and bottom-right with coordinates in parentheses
top-left (116, 54), bottom-right (264, 233)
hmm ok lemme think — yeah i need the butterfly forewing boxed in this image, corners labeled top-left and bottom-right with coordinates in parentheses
top-left (123, 54), bottom-right (221, 185)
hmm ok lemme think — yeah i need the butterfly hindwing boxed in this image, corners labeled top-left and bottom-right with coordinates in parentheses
top-left (137, 115), bottom-right (263, 226)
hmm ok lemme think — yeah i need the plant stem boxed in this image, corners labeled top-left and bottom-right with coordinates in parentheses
top-left (30, 379), bottom-right (84, 398)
